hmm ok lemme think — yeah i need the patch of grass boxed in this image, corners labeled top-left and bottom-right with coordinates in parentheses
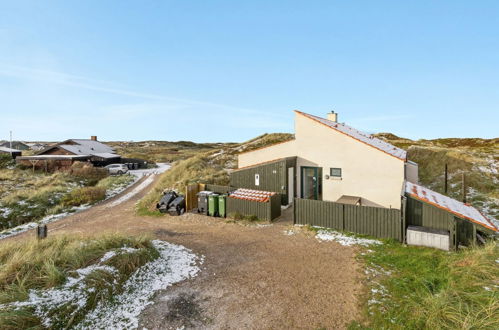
top-left (0, 234), bottom-right (157, 329)
top-left (69, 162), bottom-right (108, 185)
top-left (61, 186), bottom-right (106, 207)
top-left (96, 173), bottom-right (135, 192)
top-left (355, 240), bottom-right (499, 329)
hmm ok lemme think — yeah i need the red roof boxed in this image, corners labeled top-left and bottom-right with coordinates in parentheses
top-left (405, 182), bottom-right (497, 232)
top-left (229, 188), bottom-right (276, 203)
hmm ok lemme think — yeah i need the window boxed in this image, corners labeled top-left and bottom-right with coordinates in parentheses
top-left (330, 168), bottom-right (342, 178)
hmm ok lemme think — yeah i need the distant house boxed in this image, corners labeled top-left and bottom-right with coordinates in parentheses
top-left (16, 136), bottom-right (121, 170)
top-left (0, 141), bottom-right (30, 151)
top-left (25, 142), bottom-right (48, 151)
top-left (0, 146), bottom-right (22, 159)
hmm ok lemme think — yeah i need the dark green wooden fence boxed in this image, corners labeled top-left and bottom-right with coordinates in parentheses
top-left (227, 194), bottom-right (281, 221)
top-left (294, 198), bottom-right (403, 241)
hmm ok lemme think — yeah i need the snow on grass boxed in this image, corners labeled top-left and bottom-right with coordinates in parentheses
top-left (0, 166), bottom-right (171, 241)
top-left (77, 240), bottom-right (202, 329)
top-left (316, 229), bottom-right (382, 247)
top-left (0, 240), bottom-right (202, 330)
top-left (106, 175), bottom-right (155, 208)
top-left (0, 204), bottom-right (90, 240)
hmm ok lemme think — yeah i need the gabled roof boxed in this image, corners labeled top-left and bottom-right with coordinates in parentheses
top-left (39, 139), bottom-right (118, 158)
top-left (296, 111), bottom-right (407, 160)
top-left (405, 181), bottom-right (497, 232)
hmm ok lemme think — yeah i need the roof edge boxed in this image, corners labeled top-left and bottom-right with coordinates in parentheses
top-left (294, 110), bottom-right (407, 162)
top-left (234, 156), bottom-right (295, 172)
top-left (238, 138), bottom-right (295, 156)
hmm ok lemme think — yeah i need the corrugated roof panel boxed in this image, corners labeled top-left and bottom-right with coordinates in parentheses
top-left (229, 188), bottom-right (276, 203)
top-left (405, 181), bottom-right (497, 232)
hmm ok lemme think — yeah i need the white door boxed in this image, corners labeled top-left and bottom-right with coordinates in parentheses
top-left (288, 167), bottom-right (294, 204)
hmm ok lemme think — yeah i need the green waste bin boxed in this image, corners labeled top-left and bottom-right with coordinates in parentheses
top-left (208, 194), bottom-right (219, 217)
top-left (218, 195), bottom-right (227, 218)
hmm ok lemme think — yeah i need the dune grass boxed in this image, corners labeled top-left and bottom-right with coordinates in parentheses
top-left (0, 234), bottom-right (158, 329)
top-left (0, 165), bottom-right (136, 231)
top-left (353, 240), bottom-right (499, 329)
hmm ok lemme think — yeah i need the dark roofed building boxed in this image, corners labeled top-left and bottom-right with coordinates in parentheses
top-left (0, 141), bottom-right (30, 151)
top-left (16, 136), bottom-right (121, 170)
top-left (0, 146), bottom-right (22, 159)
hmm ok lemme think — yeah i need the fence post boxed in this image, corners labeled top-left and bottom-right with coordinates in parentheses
top-left (37, 225), bottom-right (47, 239)
top-left (342, 204), bottom-right (345, 231)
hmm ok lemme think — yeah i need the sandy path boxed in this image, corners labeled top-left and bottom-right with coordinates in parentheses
top-left (4, 173), bottom-right (365, 329)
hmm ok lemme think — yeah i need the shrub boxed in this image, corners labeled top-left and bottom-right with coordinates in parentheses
top-left (0, 155), bottom-right (14, 169)
top-left (62, 187), bottom-right (106, 207)
top-left (228, 212), bottom-right (259, 222)
top-left (69, 162), bottom-right (108, 185)
top-left (244, 214), bottom-right (259, 222)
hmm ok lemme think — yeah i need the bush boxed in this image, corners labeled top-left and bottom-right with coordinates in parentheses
top-left (62, 187), bottom-right (106, 207)
top-left (69, 162), bottom-right (108, 185)
top-left (228, 212), bottom-right (259, 222)
top-left (0, 155), bottom-right (14, 169)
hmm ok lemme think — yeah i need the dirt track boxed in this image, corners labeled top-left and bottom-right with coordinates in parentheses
top-left (6, 175), bottom-right (365, 329)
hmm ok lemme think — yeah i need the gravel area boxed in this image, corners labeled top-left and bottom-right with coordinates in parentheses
top-left (3, 174), bottom-right (364, 329)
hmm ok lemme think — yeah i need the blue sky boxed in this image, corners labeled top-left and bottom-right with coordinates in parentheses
top-left (1, 1), bottom-right (498, 142)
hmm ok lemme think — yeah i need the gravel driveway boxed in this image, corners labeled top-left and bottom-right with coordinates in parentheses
top-left (5, 174), bottom-right (365, 329)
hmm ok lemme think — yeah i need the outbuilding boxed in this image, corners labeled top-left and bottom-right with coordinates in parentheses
top-left (0, 146), bottom-right (22, 159)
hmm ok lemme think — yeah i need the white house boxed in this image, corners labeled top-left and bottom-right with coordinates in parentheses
top-left (237, 110), bottom-right (418, 209)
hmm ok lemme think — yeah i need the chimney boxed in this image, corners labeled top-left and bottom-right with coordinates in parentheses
top-left (91, 136), bottom-right (97, 141)
top-left (327, 111), bottom-right (338, 123)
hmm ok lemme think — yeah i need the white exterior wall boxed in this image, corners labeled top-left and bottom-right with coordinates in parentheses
top-left (238, 112), bottom-right (406, 209)
top-left (407, 227), bottom-right (450, 251)
top-left (238, 140), bottom-right (297, 168)
top-left (405, 161), bottom-right (419, 183)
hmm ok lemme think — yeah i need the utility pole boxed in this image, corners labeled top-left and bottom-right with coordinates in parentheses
top-left (444, 163), bottom-right (448, 194)
top-left (9, 131), bottom-right (13, 157)
top-left (462, 173), bottom-right (466, 203)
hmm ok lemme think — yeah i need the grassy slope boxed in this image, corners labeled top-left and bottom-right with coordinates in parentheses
top-left (136, 133), bottom-right (294, 215)
top-left (0, 234), bottom-right (157, 329)
top-left (353, 240), bottom-right (498, 329)
top-left (0, 161), bottom-right (135, 231)
top-left (376, 134), bottom-right (499, 224)
top-left (108, 140), bottom-right (230, 163)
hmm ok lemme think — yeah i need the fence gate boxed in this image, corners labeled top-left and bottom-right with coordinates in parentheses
top-left (185, 184), bottom-right (202, 211)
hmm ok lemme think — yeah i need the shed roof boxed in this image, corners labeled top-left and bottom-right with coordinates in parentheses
top-left (92, 152), bottom-right (121, 159)
top-left (296, 111), bottom-right (407, 160)
top-left (16, 155), bottom-right (90, 160)
top-left (336, 195), bottom-right (362, 205)
top-left (0, 146), bottom-right (21, 153)
top-left (229, 188), bottom-right (276, 203)
top-left (405, 181), bottom-right (497, 232)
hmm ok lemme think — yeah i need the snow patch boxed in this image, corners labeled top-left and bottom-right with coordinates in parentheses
top-left (0, 240), bottom-right (202, 330)
top-left (316, 230), bottom-right (382, 247)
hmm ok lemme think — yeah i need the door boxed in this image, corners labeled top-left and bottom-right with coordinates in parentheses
top-left (288, 167), bottom-right (294, 204)
top-left (301, 167), bottom-right (322, 200)
top-left (456, 217), bottom-right (473, 246)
